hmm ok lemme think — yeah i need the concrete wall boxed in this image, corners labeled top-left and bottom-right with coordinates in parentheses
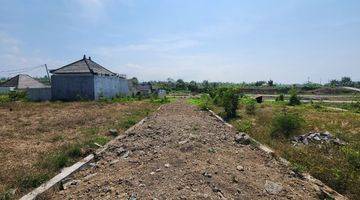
top-left (51, 74), bottom-right (94, 100)
top-left (27, 87), bottom-right (52, 101)
top-left (94, 75), bottom-right (130, 99)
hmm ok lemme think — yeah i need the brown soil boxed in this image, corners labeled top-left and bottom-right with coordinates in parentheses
top-left (48, 100), bottom-right (324, 199)
top-left (0, 101), bottom-right (158, 197)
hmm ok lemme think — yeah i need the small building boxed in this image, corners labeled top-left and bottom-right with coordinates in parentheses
top-left (0, 74), bottom-right (46, 90)
top-left (50, 55), bottom-right (130, 100)
top-left (136, 83), bottom-right (152, 96)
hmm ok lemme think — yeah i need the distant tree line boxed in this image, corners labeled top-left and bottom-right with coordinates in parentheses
top-left (327, 77), bottom-right (360, 88)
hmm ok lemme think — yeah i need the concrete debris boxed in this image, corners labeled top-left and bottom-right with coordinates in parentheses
top-left (292, 131), bottom-right (346, 146)
top-left (264, 180), bottom-right (283, 195)
top-left (234, 133), bottom-right (251, 145)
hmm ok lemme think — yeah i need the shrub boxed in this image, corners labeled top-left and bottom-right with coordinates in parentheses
top-left (288, 88), bottom-right (301, 106)
top-left (222, 89), bottom-right (239, 119)
top-left (271, 112), bottom-right (303, 138)
top-left (8, 90), bottom-right (27, 101)
top-left (241, 97), bottom-right (256, 115)
top-left (198, 94), bottom-right (213, 110)
top-left (275, 94), bottom-right (284, 101)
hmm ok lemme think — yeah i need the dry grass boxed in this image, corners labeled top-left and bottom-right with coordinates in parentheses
top-left (0, 100), bottom-right (160, 199)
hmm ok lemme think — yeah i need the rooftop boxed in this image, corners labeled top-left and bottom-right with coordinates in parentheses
top-left (50, 55), bottom-right (117, 76)
top-left (0, 74), bottom-right (47, 89)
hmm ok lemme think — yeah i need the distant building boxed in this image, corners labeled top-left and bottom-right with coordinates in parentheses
top-left (0, 74), bottom-right (46, 90)
top-left (50, 55), bottom-right (130, 100)
top-left (136, 83), bottom-right (152, 96)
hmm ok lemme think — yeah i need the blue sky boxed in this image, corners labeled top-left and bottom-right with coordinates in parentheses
top-left (0, 0), bottom-right (359, 83)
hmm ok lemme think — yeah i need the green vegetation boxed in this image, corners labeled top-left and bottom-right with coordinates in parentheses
top-left (240, 96), bottom-right (256, 115)
top-left (271, 111), bottom-right (303, 138)
top-left (288, 88), bottom-right (301, 106)
top-left (224, 101), bottom-right (360, 199)
top-left (275, 94), bottom-right (284, 101)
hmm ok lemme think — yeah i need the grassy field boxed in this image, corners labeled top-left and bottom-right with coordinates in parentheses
top-left (189, 97), bottom-right (360, 199)
top-left (0, 98), bottom-right (166, 199)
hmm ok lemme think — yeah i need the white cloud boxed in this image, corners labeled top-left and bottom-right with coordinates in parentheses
top-left (95, 37), bottom-right (200, 55)
top-left (0, 32), bottom-right (61, 77)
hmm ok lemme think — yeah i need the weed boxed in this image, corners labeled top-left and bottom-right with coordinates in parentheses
top-left (235, 119), bottom-right (252, 133)
top-left (50, 135), bottom-right (64, 142)
top-left (119, 118), bottom-right (137, 129)
top-left (17, 173), bottom-right (49, 190)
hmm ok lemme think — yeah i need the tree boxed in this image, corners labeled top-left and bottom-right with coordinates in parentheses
top-left (340, 77), bottom-right (352, 86)
top-left (202, 80), bottom-right (210, 92)
top-left (175, 79), bottom-right (187, 90)
top-left (254, 81), bottom-right (266, 87)
top-left (329, 79), bottom-right (339, 87)
top-left (268, 79), bottom-right (274, 87)
top-left (188, 81), bottom-right (199, 92)
top-left (130, 77), bottom-right (139, 85)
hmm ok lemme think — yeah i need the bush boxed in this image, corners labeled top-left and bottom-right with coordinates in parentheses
top-left (198, 94), bottom-right (213, 110)
top-left (8, 90), bottom-right (27, 101)
top-left (271, 112), bottom-right (303, 138)
top-left (222, 89), bottom-right (239, 119)
top-left (288, 88), bottom-right (301, 106)
top-left (241, 97), bottom-right (256, 115)
top-left (275, 94), bottom-right (284, 101)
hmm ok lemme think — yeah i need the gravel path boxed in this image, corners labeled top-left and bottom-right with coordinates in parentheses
top-left (49, 100), bottom-right (323, 199)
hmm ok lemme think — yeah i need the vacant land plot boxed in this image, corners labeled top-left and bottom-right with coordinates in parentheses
top-left (0, 100), bottom-right (161, 199)
top-left (47, 100), bottom-right (327, 199)
top-left (227, 102), bottom-right (359, 199)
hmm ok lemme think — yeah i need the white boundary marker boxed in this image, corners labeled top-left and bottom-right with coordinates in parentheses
top-left (207, 108), bottom-right (347, 200)
top-left (20, 104), bottom-right (164, 200)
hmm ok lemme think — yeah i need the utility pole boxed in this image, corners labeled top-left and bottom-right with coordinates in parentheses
top-left (44, 64), bottom-right (51, 84)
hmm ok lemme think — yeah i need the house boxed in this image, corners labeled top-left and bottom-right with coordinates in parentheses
top-left (50, 55), bottom-right (130, 100)
top-left (136, 83), bottom-right (152, 96)
top-left (0, 74), bottom-right (46, 90)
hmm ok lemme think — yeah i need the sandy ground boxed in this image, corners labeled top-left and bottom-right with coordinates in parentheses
top-left (48, 100), bottom-right (324, 199)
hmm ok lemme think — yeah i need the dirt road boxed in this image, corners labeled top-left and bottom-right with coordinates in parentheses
top-left (48, 100), bottom-right (329, 199)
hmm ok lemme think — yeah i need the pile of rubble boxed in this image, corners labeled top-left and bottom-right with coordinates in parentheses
top-left (292, 131), bottom-right (346, 146)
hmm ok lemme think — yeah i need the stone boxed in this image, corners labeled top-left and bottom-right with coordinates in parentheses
top-left (234, 133), bottom-right (251, 145)
top-left (164, 163), bottom-right (170, 168)
top-left (129, 193), bottom-right (137, 200)
top-left (109, 129), bottom-right (118, 136)
top-left (62, 180), bottom-right (81, 190)
top-left (83, 173), bottom-right (97, 182)
top-left (264, 180), bottom-right (283, 195)
top-left (110, 159), bottom-right (120, 166)
top-left (178, 140), bottom-right (189, 145)
top-left (116, 147), bottom-right (126, 156)
top-left (202, 171), bottom-right (212, 178)
top-left (236, 165), bottom-right (244, 171)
